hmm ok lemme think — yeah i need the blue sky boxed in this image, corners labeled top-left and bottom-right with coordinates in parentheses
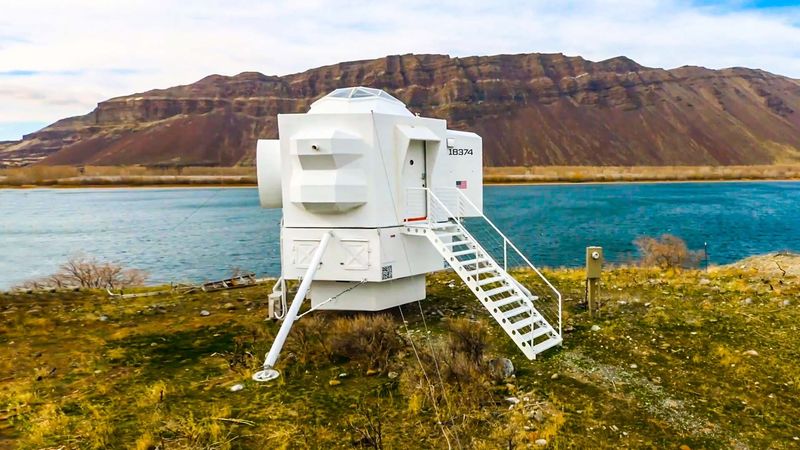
top-left (715, 0), bottom-right (800, 7)
top-left (1, 0), bottom-right (799, 141)
top-left (0, 122), bottom-right (47, 142)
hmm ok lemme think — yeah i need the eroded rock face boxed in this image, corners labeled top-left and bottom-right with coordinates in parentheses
top-left (4, 53), bottom-right (800, 167)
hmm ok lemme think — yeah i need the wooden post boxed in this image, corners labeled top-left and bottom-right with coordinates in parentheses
top-left (585, 246), bottom-right (603, 316)
top-left (586, 278), bottom-right (599, 316)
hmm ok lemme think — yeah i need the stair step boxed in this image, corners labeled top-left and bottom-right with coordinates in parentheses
top-left (484, 285), bottom-right (514, 297)
top-left (477, 276), bottom-right (505, 286)
top-left (420, 217), bottom-right (562, 361)
top-left (466, 266), bottom-right (496, 276)
top-left (502, 305), bottom-right (530, 319)
top-left (510, 315), bottom-right (544, 331)
top-left (518, 325), bottom-right (553, 343)
top-left (461, 257), bottom-right (487, 267)
top-left (531, 336), bottom-right (563, 354)
top-left (514, 291), bottom-right (540, 304)
top-left (492, 295), bottom-right (524, 308)
top-left (431, 222), bottom-right (458, 230)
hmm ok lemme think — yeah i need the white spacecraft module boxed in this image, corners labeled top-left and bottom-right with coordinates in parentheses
top-left (254, 87), bottom-right (562, 381)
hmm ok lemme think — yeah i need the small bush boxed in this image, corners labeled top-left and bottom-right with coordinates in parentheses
top-left (329, 314), bottom-right (402, 370)
top-left (285, 315), bottom-right (331, 366)
top-left (440, 319), bottom-right (508, 386)
top-left (399, 319), bottom-right (502, 416)
top-left (346, 399), bottom-right (387, 450)
top-left (444, 318), bottom-right (488, 364)
top-left (634, 234), bottom-right (702, 269)
top-left (221, 335), bottom-right (258, 373)
top-left (16, 254), bottom-right (147, 290)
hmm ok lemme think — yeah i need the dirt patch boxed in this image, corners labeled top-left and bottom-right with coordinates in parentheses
top-left (720, 252), bottom-right (800, 278)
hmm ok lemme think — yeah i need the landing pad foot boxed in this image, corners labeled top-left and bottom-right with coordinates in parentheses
top-left (253, 368), bottom-right (280, 382)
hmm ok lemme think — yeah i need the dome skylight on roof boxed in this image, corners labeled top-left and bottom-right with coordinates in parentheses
top-left (308, 86), bottom-right (411, 116)
top-left (326, 87), bottom-right (403, 103)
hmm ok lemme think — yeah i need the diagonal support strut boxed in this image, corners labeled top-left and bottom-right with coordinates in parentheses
top-left (253, 231), bottom-right (332, 382)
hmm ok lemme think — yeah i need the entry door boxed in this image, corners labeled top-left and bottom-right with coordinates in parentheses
top-left (403, 140), bottom-right (427, 221)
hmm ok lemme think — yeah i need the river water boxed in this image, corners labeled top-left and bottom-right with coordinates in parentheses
top-left (1, 182), bottom-right (798, 289)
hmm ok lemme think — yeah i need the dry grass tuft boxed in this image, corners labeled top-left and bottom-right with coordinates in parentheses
top-left (284, 314), bottom-right (331, 366)
top-left (484, 164), bottom-right (800, 184)
top-left (329, 314), bottom-right (402, 370)
top-left (163, 404), bottom-right (237, 450)
top-left (4, 164), bottom-right (799, 187)
top-left (444, 318), bottom-right (488, 364)
top-left (0, 165), bottom-right (256, 186)
top-left (399, 318), bottom-right (503, 424)
top-left (22, 403), bottom-right (71, 447)
top-left (136, 380), bottom-right (168, 408)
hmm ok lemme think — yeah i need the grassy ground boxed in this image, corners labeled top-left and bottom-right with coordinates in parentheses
top-left (2, 165), bottom-right (800, 188)
top-left (1, 264), bottom-right (799, 449)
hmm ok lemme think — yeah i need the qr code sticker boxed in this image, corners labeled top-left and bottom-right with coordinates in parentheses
top-left (381, 264), bottom-right (393, 280)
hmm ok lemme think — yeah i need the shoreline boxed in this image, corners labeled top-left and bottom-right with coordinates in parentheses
top-left (486, 177), bottom-right (800, 187)
top-left (2, 177), bottom-right (799, 190)
top-left (3, 164), bottom-right (800, 189)
top-left (4, 252), bottom-right (796, 292)
top-left (0, 183), bottom-right (258, 190)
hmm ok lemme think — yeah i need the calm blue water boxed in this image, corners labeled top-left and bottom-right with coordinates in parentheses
top-left (1, 182), bottom-right (798, 289)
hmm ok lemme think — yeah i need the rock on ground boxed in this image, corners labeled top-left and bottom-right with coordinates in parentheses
top-left (491, 357), bottom-right (515, 378)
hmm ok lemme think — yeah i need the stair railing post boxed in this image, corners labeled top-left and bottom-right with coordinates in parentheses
top-left (503, 239), bottom-right (508, 272)
top-left (559, 291), bottom-right (562, 336)
top-left (425, 188), bottom-right (430, 222)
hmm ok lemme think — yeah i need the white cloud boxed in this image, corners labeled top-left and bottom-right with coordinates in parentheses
top-left (0, 0), bottom-right (799, 139)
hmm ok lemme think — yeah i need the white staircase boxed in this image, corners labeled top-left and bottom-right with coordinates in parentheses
top-left (404, 188), bottom-right (562, 360)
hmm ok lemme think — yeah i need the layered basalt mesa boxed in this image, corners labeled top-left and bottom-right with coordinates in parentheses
top-left (3, 53), bottom-right (800, 167)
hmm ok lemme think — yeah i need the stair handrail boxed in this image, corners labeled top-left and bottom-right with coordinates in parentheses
top-left (438, 187), bottom-right (562, 337)
top-left (421, 188), bottom-right (542, 346)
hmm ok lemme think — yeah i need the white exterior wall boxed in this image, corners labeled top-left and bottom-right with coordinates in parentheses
top-left (310, 276), bottom-right (426, 311)
top-left (276, 112), bottom-right (483, 229)
top-left (441, 130), bottom-right (483, 213)
top-left (281, 227), bottom-right (444, 282)
top-left (256, 140), bottom-right (282, 208)
top-left (257, 87), bottom-right (484, 311)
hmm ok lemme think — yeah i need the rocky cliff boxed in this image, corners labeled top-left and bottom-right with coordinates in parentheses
top-left (3, 53), bottom-right (800, 167)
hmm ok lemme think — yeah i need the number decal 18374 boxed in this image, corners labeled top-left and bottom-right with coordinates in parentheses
top-left (448, 148), bottom-right (473, 156)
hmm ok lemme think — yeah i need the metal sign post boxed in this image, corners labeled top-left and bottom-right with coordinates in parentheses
top-left (585, 246), bottom-right (603, 316)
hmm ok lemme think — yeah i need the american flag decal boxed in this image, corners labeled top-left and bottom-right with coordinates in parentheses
top-left (456, 180), bottom-right (468, 189)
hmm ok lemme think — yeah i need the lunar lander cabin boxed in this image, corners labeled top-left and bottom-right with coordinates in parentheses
top-left (254, 87), bottom-right (561, 381)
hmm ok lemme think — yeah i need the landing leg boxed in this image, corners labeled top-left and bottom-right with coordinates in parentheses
top-left (253, 232), bottom-right (332, 382)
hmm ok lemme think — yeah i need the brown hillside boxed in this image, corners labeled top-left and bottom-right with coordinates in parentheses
top-left (3, 53), bottom-right (800, 167)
